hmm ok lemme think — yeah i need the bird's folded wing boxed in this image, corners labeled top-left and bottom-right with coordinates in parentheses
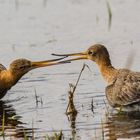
top-left (113, 71), bottom-right (140, 106)
top-left (106, 70), bottom-right (140, 107)
top-left (0, 64), bottom-right (6, 72)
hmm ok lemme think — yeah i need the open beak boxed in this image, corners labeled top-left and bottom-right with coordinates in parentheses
top-left (31, 56), bottom-right (70, 69)
top-left (52, 51), bottom-right (88, 62)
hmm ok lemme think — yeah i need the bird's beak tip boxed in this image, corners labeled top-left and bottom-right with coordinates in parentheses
top-left (31, 57), bottom-right (71, 68)
top-left (52, 51), bottom-right (87, 57)
top-left (51, 51), bottom-right (88, 62)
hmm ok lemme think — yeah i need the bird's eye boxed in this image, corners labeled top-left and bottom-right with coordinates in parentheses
top-left (88, 51), bottom-right (93, 55)
top-left (19, 66), bottom-right (25, 69)
top-left (19, 65), bottom-right (29, 69)
top-left (88, 51), bottom-right (96, 56)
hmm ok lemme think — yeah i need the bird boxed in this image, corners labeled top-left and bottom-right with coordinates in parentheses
top-left (0, 57), bottom-right (68, 99)
top-left (52, 44), bottom-right (140, 111)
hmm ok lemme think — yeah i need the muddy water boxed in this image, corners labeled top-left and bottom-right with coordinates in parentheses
top-left (0, 0), bottom-right (140, 139)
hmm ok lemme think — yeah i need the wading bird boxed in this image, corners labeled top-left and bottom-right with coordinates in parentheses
top-left (52, 44), bottom-right (140, 111)
top-left (0, 57), bottom-right (68, 99)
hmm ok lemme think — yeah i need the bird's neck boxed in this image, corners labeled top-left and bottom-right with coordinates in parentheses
top-left (97, 60), bottom-right (117, 84)
top-left (0, 70), bottom-right (15, 89)
top-left (0, 70), bottom-right (22, 89)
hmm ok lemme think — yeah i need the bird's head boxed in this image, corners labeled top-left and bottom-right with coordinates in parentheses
top-left (87, 44), bottom-right (110, 63)
top-left (9, 59), bottom-right (32, 75)
top-left (9, 57), bottom-right (69, 79)
top-left (52, 44), bottom-right (111, 66)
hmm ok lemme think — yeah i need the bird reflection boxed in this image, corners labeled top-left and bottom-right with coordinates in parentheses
top-left (0, 100), bottom-right (34, 139)
top-left (104, 111), bottom-right (140, 139)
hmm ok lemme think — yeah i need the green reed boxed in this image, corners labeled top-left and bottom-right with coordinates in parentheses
top-left (106, 0), bottom-right (112, 29)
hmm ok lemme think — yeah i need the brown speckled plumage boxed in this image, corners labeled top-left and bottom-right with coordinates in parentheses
top-left (106, 69), bottom-right (140, 108)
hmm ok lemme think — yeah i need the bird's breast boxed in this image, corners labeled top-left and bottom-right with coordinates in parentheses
top-left (0, 70), bottom-right (15, 89)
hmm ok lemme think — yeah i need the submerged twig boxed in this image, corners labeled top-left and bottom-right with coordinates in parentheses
top-left (71, 63), bottom-right (91, 95)
top-left (66, 63), bottom-right (90, 114)
top-left (72, 64), bottom-right (85, 94)
top-left (65, 64), bottom-right (91, 138)
top-left (66, 88), bottom-right (77, 115)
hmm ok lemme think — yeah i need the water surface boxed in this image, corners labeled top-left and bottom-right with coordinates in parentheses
top-left (0, 0), bottom-right (140, 139)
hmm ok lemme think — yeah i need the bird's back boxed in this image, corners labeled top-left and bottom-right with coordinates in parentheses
top-left (0, 64), bottom-right (6, 72)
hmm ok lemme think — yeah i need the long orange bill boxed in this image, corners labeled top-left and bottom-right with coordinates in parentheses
top-left (31, 56), bottom-right (70, 68)
top-left (52, 52), bottom-right (88, 62)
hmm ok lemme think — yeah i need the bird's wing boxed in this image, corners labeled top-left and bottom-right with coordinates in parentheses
top-left (0, 64), bottom-right (6, 72)
top-left (106, 69), bottom-right (140, 107)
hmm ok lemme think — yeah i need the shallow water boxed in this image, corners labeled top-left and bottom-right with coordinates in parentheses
top-left (0, 0), bottom-right (140, 139)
